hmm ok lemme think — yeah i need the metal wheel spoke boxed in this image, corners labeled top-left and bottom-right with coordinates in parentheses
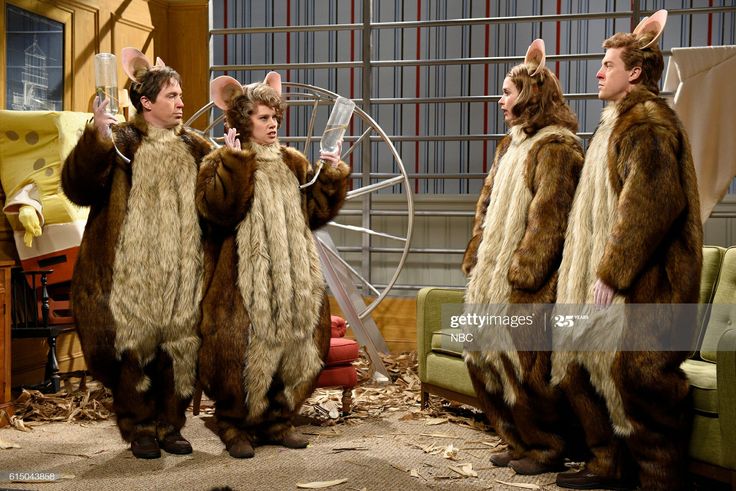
top-left (346, 175), bottom-right (405, 200)
top-left (317, 238), bottom-right (381, 296)
top-left (341, 128), bottom-right (372, 160)
top-left (303, 98), bottom-right (320, 153)
top-left (327, 222), bottom-right (407, 243)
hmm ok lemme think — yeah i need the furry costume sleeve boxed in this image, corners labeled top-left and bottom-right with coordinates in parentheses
top-left (462, 136), bottom-right (511, 276)
top-left (195, 146), bottom-right (257, 228)
top-left (508, 135), bottom-right (584, 291)
top-left (62, 124), bottom-right (117, 207)
top-left (596, 100), bottom-right (687, 291)
top-left (280, 147), bottom-right (350, 230)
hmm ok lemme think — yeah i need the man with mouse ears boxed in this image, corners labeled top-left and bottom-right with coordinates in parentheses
top-left (61, 48), bottom-right (213, 459)
top-left (551, 10), bottom-right (703, 490)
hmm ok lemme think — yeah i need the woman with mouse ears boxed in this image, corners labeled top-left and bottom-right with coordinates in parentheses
top-left (195, 72), bottom-right (350, 458)
top-left (461, 39), bottom-right (585, 476)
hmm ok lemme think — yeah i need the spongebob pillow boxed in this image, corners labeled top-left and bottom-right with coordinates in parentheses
top-left (0, 110), bottom-right (97, 258)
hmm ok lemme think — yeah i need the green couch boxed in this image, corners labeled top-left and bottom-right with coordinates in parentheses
top-left (416, 245), bottom-right (736, 487)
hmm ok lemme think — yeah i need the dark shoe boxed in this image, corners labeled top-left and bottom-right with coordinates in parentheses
top-left (159, 431), bottom-right (193, 455)
top-left (489, 449), bottom-right (514, 467)
top-left (509, 457), bottom-right (566, 475)
top-left (277, 428), bottom-right (309, 449)
top-left (226, 437), bottom-right (255, 459)
top-left (556, 468), bottom-right (635, 490)
top-left (131, 435), bottom-right (161, 459)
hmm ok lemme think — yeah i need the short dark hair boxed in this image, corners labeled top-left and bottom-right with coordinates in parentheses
top-left (128, 67), bottom-right (182, 113)
top-left (602, 32), bottom-right (664, 94)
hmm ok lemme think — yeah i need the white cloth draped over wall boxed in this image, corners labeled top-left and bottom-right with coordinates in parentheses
top-left (663, 45), bottom-right (736, 223)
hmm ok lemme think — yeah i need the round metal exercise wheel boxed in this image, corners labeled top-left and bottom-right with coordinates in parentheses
top-left (185, 83), bottom-right (414, 321)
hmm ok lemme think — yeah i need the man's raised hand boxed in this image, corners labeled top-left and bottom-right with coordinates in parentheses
top-left (93, 95), bottom-right (117, 141)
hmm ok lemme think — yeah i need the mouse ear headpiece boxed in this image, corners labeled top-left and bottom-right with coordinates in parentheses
top-left (122, 48), bottom-right (152, 83)
top-left (524, 39), bottom-right (547, 77)
top-left (632, 9), bottom-right (668, 49)
top-left (210, 76), bottom-right (245, 111)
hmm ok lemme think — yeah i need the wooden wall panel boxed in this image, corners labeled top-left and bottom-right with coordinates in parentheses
top-left (0, 0), bottom-right (203, 113)
top-left (329, 296), bottom-right (418, 353)
top-left (165, 1), bottom-right (209, 129)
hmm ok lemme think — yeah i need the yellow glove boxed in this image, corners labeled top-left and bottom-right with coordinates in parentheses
top-left (18, 205), bottom-right (42, 247)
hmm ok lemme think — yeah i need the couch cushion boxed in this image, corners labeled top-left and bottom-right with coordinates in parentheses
top-left (425, 352), bottom-right (477, 398)
top-left (325, 337), bottom-right (360, 366)
top-left (682, 359), bottom-right (718, 415)
top-left (702, 247), bottom-right (736, 362)
top-left (430, 328), bottom-right (465, 357)
top-left (316, 366), bottom-right (358, 388)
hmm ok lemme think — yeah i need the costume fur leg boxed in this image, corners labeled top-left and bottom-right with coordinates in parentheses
top-left (466, 360), bottom-right (527, 459)
top-left (558, 362), bottom-right (634, 480)
top-left (111, 351), bottom-right (158, 442)
top-left (613, 351), bottom-right (693, 491)
top-left (506, 351), bottom-right (567, 465)
top-left (153, 350), bottom-right (191, 440)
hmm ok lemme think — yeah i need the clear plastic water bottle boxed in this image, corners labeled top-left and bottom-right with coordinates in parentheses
top-left (320, 96), bottom-right (355, 153)
top-left (94, 53), bottom-right (119, 115)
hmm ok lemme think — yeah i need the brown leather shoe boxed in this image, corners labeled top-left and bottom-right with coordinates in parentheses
top-left (489, 449), bottom-right (514, 467)
top-left (131, 435), bottom-right (161, 459)
top-left (509, 457), bottom-right (566, 475)
top-left (226, 437), bottom-right (255, 459)
top-left (159, 431), bottom-right (193, 455)
top-left (556, 468), bottom-right (635, 490)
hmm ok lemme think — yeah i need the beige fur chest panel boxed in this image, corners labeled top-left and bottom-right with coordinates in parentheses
top-left (557, 105), bottom-right (619, 305)
top-left (236, 142), bottom-right (325, 421)
top-left (466, 125), bottom-right (571, 306)
top-left (552, 105), bottom-right (633, 436)
top-left (464, 125), bottom-right (574, 404)
top-left (108, 127), bottom-right (203, 398)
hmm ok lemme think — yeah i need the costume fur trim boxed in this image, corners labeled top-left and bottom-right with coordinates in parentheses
top-left (465, 125), bottom-right (578, 406)
top-left (109, 124), bottom-right (203, 398)
top-left (236, 141), bottom-right (325, 421)
top-left (553, 104), bottom-right (632, 435)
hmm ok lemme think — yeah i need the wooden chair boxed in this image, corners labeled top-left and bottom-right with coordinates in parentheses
top-left (10, 268), bottom-right (75, 393)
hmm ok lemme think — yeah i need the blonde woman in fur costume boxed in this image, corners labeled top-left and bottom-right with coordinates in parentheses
top-left (552, 11), bottom-right (702, 491)
top-left (196, 72), bottom-right (350, 458)
top-left (461, 40), bottom-right (584, 476)
top-left (62, 49), bottom-right (213, 459)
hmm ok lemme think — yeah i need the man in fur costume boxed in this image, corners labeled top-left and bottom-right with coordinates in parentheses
top-left (62, 48), bottom-right (212, 459)
top-left (196, 72), bottom-right (350, 458)
top-left (552, 11), bottom-right (703, 490)
top-left (461, 39), bottom-right (584, 476)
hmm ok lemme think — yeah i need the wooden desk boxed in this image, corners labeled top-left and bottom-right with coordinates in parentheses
top-left (0, 259), bottom-right (15, 427)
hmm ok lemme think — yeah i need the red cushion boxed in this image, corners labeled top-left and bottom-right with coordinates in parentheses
top-left (331, 315), bottom-right (347, 338)
top-left (325, 337), bottom-right (359, 366)
top-left (316, 365), bottom-right (357, 388)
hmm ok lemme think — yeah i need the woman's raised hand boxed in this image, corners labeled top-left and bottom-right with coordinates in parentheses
top-left (224, 127), bottom-right (241, 151)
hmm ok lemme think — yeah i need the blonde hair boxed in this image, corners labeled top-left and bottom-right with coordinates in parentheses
top-left (225, 83), bottom-right (286, 141)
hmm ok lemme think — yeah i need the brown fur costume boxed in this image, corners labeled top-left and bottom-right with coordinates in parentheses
top-left (196, 93), bottom-right (349, 454)
top-left (62, 114), bottom-right (213, 443)
top-left (462, 123), bottom-right (584, 467)
top-left (552, 86), bottom-right (703, 490)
